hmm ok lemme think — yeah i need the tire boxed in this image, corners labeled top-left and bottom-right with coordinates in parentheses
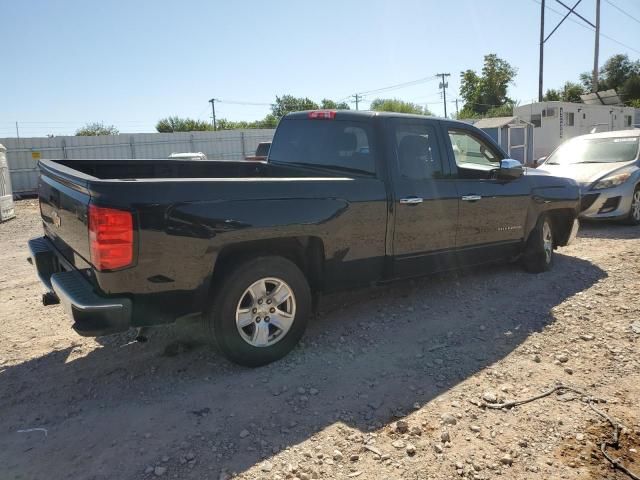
top-left (522, 214), bottom-right (554, 273)
top-left (205, 256), bottom-right (311, 367)
top-left (625, 186), bottom-right (640, 226)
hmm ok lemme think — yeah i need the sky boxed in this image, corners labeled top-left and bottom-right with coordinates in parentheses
top-left (1, 0), bottom-right (639, 138)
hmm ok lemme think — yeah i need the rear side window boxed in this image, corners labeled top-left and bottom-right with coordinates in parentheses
top-left (268, 119), bottom-right (375, 175)
top-left (393, 122), bottom-right (443, 179)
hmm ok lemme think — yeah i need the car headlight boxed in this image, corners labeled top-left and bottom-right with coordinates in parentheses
top-left (592, 172), bottom-right (631, 190)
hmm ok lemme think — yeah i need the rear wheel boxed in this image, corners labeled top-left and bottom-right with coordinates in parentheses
top-left (522, 214), bottom-right (554, 273)
top-left (626, 186), bottom-right (640, 225)
top-left (205, 256), bottom-right (311, 367)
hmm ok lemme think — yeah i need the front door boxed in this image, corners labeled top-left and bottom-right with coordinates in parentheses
top-left (445, 125), bottom-right (530, 264)
top-left (389, 118), bottom-right (460, 277)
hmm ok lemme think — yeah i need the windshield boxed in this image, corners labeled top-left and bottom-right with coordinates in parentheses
top-left (546, 136), bottom-right (639, 165)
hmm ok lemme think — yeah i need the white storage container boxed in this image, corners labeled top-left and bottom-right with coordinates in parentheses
top-left (0, 144), bottom-right (16, 222)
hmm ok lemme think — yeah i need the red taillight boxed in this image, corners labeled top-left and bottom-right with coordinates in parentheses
top-left (308, 110), bottom-right (336, 120)
top-left (88, 204), bottom-right (133, 271)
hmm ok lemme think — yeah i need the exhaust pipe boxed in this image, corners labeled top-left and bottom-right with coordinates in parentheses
top-left (42, 291), bottom-right (60, 306)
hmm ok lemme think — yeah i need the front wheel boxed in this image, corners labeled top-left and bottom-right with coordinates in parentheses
top-left (522, 214), bottom-right (554, 273)
top-left (205, 256), bottom-right (311, 367)
top-left (625, 186), bottom-right (640, 225)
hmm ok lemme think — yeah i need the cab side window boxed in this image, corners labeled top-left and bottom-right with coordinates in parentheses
top-left (395, 123), bottom-right (443, 179)
top-left (448, 129), bottom-right (502, 179)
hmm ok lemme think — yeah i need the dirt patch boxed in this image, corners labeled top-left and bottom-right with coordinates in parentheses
top-left (1, 200), bottom-right (639, 480)
top-left (555, 410), bottom-right (640, 479)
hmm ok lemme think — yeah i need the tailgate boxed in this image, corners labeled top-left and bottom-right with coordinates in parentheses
top-left (39, 162), bottom-right (92, 266)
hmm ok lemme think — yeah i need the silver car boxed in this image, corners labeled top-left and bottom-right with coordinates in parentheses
top-left (540, 130), bottom-right (640, 224)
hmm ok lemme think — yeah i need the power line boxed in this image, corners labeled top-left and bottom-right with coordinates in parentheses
top-left (599, 32), bottom-right (640, 54)
top-left (217, 99), bottom-right (273, 106)
top-left (356, 75), bottom-right (438, 97)
top-left (605, 0), bottom-right (640, 24)
top-left (531, 0), bottom-right (640, 54)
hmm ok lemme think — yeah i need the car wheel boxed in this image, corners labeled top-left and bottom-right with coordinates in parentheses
top-left (205, 256), bottom-right (311, 367)
top-left (626, 186), bottom-right (640, 226)
top-left (522, 214), bottom-right (554, 273)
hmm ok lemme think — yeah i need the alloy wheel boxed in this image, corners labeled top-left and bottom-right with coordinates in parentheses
top-left (235, 277), bottom-right (296, 347)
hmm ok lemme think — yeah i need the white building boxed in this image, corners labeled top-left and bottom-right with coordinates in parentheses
top-left (514, 101), bottom-right (636, 160)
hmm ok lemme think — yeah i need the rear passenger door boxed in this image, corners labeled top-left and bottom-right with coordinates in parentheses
top-left (388, 118), bottom-right (460, 278)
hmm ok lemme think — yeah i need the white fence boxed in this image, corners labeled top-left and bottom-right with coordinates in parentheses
top-left (2, 129), bottom-right (276, 194)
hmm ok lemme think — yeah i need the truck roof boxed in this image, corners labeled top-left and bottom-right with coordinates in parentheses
top-left (284, 110), bottom-right (470, 127)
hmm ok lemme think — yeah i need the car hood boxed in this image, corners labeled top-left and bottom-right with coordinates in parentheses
top-left (539, 161), bottom-right (631, 185)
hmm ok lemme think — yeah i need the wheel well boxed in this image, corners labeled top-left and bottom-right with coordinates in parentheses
top-left (546, 209), bottom-right (576, 247)
top-left (211, 237), bottom-right (325, 292)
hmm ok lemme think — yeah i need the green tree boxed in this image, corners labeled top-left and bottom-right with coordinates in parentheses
top-left (369, 98), bottom-right (431, 115)
top-left (600, 54), bottom-right (640, 91)
top-left (579, 71), bottom-right (598, 93)
top-left (271, 95), bottom-right (319, 118)
top-left (543, 89), bottom-right (561, 101)
top-left (156, 116), bottom-right (213, 133)
top-left (216, 114), bottom-right (279, 130)
top-left (579, 54), bottom-right (640, 104)
top-left (486, 103), bottom-right (515, 117)
top-left (75, 122), bottom-right (119, 136)
top-left (216, 119), bottom-right (249, 130)
top-left (542, 82), bottom-right (584, 103)
top-left (459, 53), bottom-right (517, 116)
top-left (256, 114), bottom-right (279, 128)
top-left (622, 75), bottom-right (640, 104)
top-left (562, 81), bottom-right (584, 102)
top-left (320, 99), bottom-right (350, 110)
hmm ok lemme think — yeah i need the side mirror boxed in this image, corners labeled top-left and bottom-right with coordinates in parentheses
top-left (498, 159), bottom-right (524, 180)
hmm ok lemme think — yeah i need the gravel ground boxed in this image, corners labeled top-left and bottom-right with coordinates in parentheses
top-left (0, 200), bottom-right (638, 480)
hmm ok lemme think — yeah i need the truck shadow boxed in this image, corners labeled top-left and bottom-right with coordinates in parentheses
top-left (0, 253), bottom-right (606, 480)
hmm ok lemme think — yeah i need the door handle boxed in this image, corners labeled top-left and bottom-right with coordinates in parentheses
top-left (400, 197), bottom-right (424, 205)
top-left (461, 195), bottom-right (482, 202)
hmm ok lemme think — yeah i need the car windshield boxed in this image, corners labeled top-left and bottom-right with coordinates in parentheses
top-left (546, 136), bottom-right (639, 165)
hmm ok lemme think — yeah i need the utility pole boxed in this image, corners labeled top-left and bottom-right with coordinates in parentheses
top-left (455, 99), bottom-right (459, 117)
top-left (538, 0), bottom-right (545, 101)
top-left (208, 98), bottom-right (218, 131)
top-left (437, 73), bottom-right (450, 118)
top-left (592, 0), bottom-right (600, 92)
top-left (352, 94), bottom-right (361, 110)
top-left (538, 0), bottom-right (596, 100)
top-left (15, 121), bottom-right (20, 140)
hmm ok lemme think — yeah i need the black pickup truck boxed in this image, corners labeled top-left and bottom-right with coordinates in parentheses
top-left (28, 111), bottom-right (580, 366)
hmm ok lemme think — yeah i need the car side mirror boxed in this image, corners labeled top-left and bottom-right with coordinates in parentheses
top-left (498, 159), bottom-right (524, 180)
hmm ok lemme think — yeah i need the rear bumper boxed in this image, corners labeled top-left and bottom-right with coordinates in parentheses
top-left (27, 236), bottom-right (131, 336)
